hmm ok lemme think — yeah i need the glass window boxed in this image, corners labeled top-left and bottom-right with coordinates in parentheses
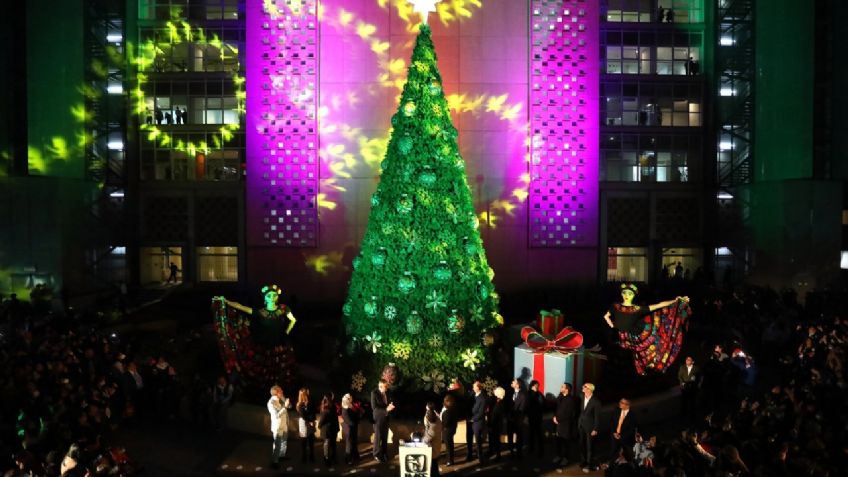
top-left (197, 247), bottom-right (238, 282)
top-left (601, 83), bottom-right (702, 127)
top-left (206, 150), bottom-right (241, 180)
top-left (601, 133), bottom-right (697, 183)
top-left (655, 0), bottom-right (703, 24)
top-left (140, 128), bottom-right (244, 182)
top-left (146, 81), bottom-right (241, 126)
top-left (603, 29), bottom-right (702, 76)
top-left (140, 26), bottom-right (242, 73)
top-left (140, 247), bottom-right (182, 284)
top-left (606, 0), bottom-right (656, 23)
top-left (661, 248), bottom-right (702, 280)
top-left (138, 0), bottom-right (239, 20)
top-left (607, 247), bottom-right (648, 282)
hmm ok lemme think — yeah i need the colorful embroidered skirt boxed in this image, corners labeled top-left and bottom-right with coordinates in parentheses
top-left (618, 298), bottom-right (691, 375)
top-left (213, 300), bottom-right (296, 389)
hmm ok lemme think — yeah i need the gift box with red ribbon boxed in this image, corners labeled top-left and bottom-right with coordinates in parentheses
top-left (513, 326), bottom-right (605, 396)
top-left (514, 344), bottom-right (584, 397)
top-left (535, 309), bottom-right (565, 336)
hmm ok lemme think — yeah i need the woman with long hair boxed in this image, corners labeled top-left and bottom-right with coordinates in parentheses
top-left (317, 393), bottom-right (339, 466)
top-left (296, 387), bottom-right (316, 463)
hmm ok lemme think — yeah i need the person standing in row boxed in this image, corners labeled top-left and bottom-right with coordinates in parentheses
top-left (444, 380), bottom-right (469, 461)
top-left (296, 387), bottom-right (316, 463)
top-left (609, 398), bottom-right (636, 465)
top-left (678, 356), bottom-right (699, 426)
top-left (488, 386), bottom-right (508, 461)
top-left (553, 383), bottom-right (578, 467)
top-left (341, 393), bottom-right (360, 465)
top-left (470, 381), bottom-right (488, 464)
top-left (508, 378), bottom-right (527, 459)
top-left (318, 393), bottom-right (339, 466)
top-left (440, 394), bottom-right (458, 466)
top-left (423, 402), bottom-right (442, 476)
top-left (266, 385), bottom-right (290, 469)
top-left (578, 383), bottom-right (601, 472)
top-left (371, 379), bottom-right (394, 463)
top-left (526, 380), bottom-right (545, 458)
top-left (447, 379), bottom-right (474, 462)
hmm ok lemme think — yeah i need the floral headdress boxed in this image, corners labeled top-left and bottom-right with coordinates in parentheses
top-left (620, 283), bottom-right (639, 294)
top-left (261, 284), bottom-right (282, 296)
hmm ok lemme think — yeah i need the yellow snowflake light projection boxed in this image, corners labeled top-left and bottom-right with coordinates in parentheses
top-left (129, 21), bottom-right (245, 158)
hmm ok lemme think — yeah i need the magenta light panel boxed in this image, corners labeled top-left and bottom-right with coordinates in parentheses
top-left (246, 0), bottom-right (319, 247)
top-left (529, 0), bottom-right (599, 247)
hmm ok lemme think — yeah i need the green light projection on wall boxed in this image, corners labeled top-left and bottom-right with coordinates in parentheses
top-left (25, 0), bottom-right (86, 177)
top-left (129, 21), bottom-right (245, 157)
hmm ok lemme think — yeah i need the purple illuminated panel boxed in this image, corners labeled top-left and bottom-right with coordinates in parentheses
top-left (246, 0), bottom-right (319, 247)
top-left (529, 0), bottom-right (599, 247)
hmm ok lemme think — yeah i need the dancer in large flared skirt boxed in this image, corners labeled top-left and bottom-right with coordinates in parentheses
top-left (603, 283), bottom-right (691, 375)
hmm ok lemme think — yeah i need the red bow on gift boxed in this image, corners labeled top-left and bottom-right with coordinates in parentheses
top-left (521, 325), bottom-right (584, 354)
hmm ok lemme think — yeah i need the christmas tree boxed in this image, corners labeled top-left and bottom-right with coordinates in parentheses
top-left (343, 23), bottom-right (502, 391)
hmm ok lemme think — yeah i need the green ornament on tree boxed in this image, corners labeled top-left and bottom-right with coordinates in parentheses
top-left (406, 311), bottom-right (423, 334)
top-left (364, 297), bottom-right (378, 318)
top-left (396, 194), bottom-right (413, 214)
top-left (398, 273), bottom-right (416, 294)
top-left (434, 261), bottom-right (452, 281)
top-left (418, 168), bottom-right (437, 186)
top-left (399, 136), bottom-right (413, 154)
top-left (371, 248), bottom-right (387, 267)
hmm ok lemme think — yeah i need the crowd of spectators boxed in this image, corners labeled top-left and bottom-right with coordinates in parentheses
top-left (609, 286), bottom-right (847, 477)
top-left (0, 295), bottom-right (227, 477)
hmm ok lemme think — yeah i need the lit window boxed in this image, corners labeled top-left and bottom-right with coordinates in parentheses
top-left (607, 247), bottom-right (648, 282)
top-left (197, 246), bottom-right (238, 282)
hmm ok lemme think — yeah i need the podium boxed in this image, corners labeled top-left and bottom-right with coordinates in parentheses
top-left (398, 442), bottom-right (432, 477)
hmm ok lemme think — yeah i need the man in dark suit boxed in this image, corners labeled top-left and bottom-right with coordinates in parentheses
top-left (677, 356), bottom-right (699, 425)
top-left (371, 379), bottom-right (395, 462)
top-left (526, 380), bottom-right (545, 458)
top-left (470, 381), bottom-right (488, 464)
top-left (445, 379), bottom-right (473, 462)
top-left (609, 398), bottom-right (636, 465)
top-left (552, 383), bottom-right (578, 466)
top-left (577, 382), bottom-right (601, 472)
top-left (507, 378), bottom-right (527, 459)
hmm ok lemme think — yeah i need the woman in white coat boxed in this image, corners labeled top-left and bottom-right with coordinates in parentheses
top-left (267, 385), bottom-right (290, 469)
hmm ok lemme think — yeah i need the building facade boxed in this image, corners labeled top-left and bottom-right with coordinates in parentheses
top-left (598, 0), bottom-right (710, 284)
top-left (131, 0), bottom-right (245, 286)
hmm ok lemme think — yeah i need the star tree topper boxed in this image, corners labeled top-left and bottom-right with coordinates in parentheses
top-left (409, 0), bottom-right (439, 25)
